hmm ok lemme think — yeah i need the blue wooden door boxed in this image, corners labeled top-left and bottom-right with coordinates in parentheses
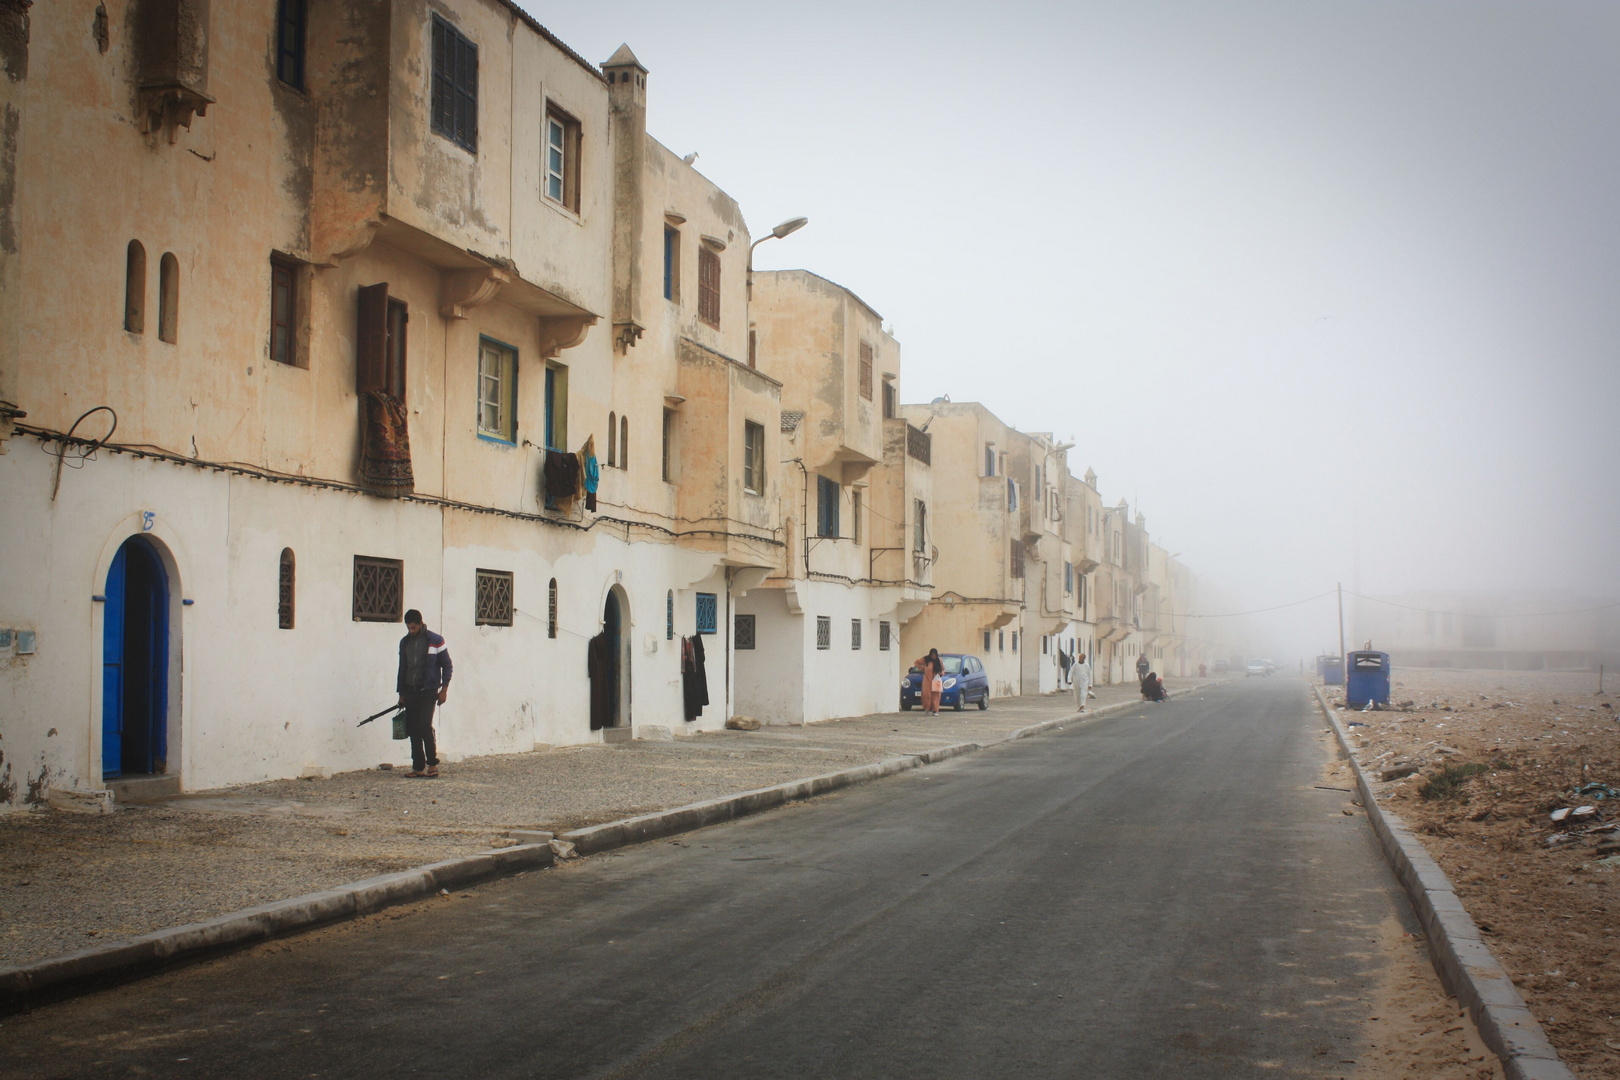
top-left (102, 545), bottom-right (127, 778)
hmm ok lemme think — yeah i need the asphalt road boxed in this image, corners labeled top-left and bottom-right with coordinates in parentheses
top-left (5, 678), bottom-right (1418, 1079)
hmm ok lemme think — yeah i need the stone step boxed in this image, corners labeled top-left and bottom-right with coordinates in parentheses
top-left (105, 774), bottom-right (181, 803)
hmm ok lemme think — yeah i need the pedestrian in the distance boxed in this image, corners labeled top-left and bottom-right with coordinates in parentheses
top-left (914, 649), bottom-right (944, 715)
top-left (397, 608), bottom-right (452, 778)
top-left (1072, 651), bottom-right (1091, 713)
top-left (1136, 652), bottom-right (1150, 685)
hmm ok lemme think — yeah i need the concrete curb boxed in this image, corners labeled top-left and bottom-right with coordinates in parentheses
top-left (1312, 686), bottom-right (1576, 1080)
top-left (0, 842), bottom-right (554, 1016)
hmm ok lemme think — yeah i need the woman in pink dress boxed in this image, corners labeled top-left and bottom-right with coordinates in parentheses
top-left (914, 649), bottom-right (944, 715)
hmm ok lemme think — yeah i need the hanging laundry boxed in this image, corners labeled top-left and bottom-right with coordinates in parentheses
top-left (581, 434), bottom-right (600, 513)
top-left (682, 634), bottom-right (709, 721)
top-left (543, 448), bottom-right (580, 503)
top-left (359, 390), bottom-right (415, 495)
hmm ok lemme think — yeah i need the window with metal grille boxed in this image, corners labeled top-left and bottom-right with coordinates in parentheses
top-left (817, 475), bottom-right (839, 538)
top-left (475, 569), bottom-right (513, 626)
top-left (914, 499), bottom-right (928, 553)
top-left (1012, 632), bottom-right (1019, 653)
top-left (743, 420), bottom-right (764, 494)
top-left (697, 247), bottom-right (720, 328)
top-left (815, 616), bottom-right (831, 650)
top-left (858, 342), bottom-right (873, 400)
top-left (879, 621), bottom-right (891, 650)
top-left (278, 548), bottom-right (295, 629)
top-left (276, 0), bottom-right (306, 89)
top-left (748, 329), bottom-right (757, 368)
top-left (662, 408), bottom-right (675, 482)
top-left (851, 619), bottom-right (862, 650)
top-left (352, 556), bottom-right (403, 622)
top-left (1010, 540), bottom-right (1024, 579)
top-left (431, 16), bottom-right (478, 153)
top-left (547, 578), bottom-right (558, 638)
top-left (666, 590), bottom-right (674, 640)
top-left (905, 424), bottom-right (930, 464)
top-left (984, 631), bottom-right (992, 652)
top-left (734, 614), bottom-right (755, 650)
top-left (620, 415), bottom-right (629, 470)
top-left (695, 593), bottom-right (717, 635)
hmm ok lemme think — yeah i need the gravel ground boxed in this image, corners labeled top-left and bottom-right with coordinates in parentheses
top-left (1320, 668), bottom-right (1619, 1079)
top-left (0, 680), bottom-right (1208, 968)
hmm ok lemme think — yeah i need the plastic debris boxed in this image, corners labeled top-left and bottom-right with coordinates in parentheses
top-left (1573, 782), bottom-right (1619, 800)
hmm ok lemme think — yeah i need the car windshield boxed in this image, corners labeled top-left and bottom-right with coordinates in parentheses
top-left (909, 657), bottom-right (965, 675)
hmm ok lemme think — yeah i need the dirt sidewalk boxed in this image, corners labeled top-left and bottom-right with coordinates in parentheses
top-left (1320, 668), bottom-right (1620, 1079)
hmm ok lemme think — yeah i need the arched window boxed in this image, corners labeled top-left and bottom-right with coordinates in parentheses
top-left (547, 578), bottom-right (558, 639)
top-left (124, 241), bottom-right (146, 333)
top-left (619, 415), bottom-right (628, 469)
top-left (666, 590), bottom-right (674, 640)
top-left (606, 412), bottom-right (616, 466)
top-left (278, 548), bottom-right (296, 629)
top-left (158, 252), bottom-right (179, 343)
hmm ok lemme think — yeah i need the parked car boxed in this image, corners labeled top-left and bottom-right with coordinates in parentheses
top-left (1245, 661), bottom-right (1269, 678)
top-left (901, 653), bottom-right (990, 711)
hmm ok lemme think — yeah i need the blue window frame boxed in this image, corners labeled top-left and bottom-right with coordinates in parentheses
top-left (816, 475), bottom-right (840, 538)
top-left (695, 593), bottom-right (717, 635)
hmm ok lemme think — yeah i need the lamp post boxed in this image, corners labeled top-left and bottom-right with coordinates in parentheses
top-left (747, 216), bottom-right (809, 299)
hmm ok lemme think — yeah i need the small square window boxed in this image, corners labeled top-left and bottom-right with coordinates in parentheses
top-left (696, 592), bottom-right (717, 635)
top-left (851, 619), bottom-right (862, 650)
top-left (475, 568), bottom-right (514, 626)
top-left (735, 613), bottom-right (755, 650)
top-left (353, 556), bottom-right (403, 622)
top-left (815, 616), bottom-right (831, 650)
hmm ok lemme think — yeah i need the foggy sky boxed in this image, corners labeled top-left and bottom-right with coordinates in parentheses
top-left (522, 0), bottom-right (1620, 651)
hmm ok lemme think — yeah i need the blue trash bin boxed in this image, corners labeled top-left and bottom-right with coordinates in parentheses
top-left (1320, 655), bottom-right (1344, 686)
top-left (1345, 651), bottom-right (1389, 707)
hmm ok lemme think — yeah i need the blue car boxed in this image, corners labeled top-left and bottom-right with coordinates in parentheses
top-left (900, 653), bottom-right (990, 711)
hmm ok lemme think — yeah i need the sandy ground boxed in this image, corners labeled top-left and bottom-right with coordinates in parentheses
top-left (0, 682), bottom-right (1189, 970)
top-left (1321, 669), bottom-right (1620, 1079)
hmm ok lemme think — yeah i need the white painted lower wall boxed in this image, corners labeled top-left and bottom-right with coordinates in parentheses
top-left (733, 579), bottom-right (906, 725)
top-left (0, 446), bottom-right (734, 809)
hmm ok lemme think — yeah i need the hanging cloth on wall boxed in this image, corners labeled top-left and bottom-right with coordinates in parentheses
top-left (587, 632), bottom-right (612, 730)
top-left (543, 448), bottom-right (580, 505)
top-left (682, 634), bottom-right (709, 721)
top-left (359, 391), bottom-right (415, 495)
top-left (580, 434), bottom-right (600, 513)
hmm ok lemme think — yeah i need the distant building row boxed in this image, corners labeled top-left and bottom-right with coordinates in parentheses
top-left (0, 0), bottom-right (1220, 807)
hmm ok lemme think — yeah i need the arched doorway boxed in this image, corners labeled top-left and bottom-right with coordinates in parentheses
top-left (103, 535), bottom-right (170, 779)
top-left (602, 589), bottom-right (622, 725)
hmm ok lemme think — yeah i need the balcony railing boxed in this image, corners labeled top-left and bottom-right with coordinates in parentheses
top-left (905, 424), bottom-right (931, 465)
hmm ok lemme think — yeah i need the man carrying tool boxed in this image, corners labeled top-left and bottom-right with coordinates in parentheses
top-left (397, 609), bottom-right (452, 777)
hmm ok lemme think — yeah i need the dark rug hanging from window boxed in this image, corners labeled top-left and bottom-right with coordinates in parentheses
top-left (360, 390), bottom-right (415, 495)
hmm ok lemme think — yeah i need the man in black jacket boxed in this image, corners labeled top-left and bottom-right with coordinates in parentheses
top-left (397, 609), bottom-right (452, 777)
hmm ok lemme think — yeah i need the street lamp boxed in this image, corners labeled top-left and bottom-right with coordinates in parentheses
top-left (747, 216), bottom-right (809, 299)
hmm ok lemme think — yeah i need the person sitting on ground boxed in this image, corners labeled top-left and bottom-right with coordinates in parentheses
top-left (1142, 671), bottom-right (1168, 703)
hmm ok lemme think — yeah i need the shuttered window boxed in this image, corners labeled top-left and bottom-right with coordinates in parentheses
top-left (276, 0), bottom-right (306, 89)
top-left (431, 16), bottom-right (478, 153)
top-left (858, 342), bottom-right (873, 400)
top-left (1010, 539), bottom-right (1025, 579)
top-left (743, 421), bottom-right (764, 494)
top-left (817, 475), bottom-right (840, 538)
top-left (697, 247), bottom-right (720, 328)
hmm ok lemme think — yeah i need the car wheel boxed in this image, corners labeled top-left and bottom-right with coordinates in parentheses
top-left (953, 693), bottom-right (964, 712)
top-left (900, 702), bottom-right (911, 711)
top-left (977, 691), bottom-right (989, 711)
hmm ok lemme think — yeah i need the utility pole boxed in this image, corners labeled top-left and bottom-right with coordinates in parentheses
top-left (1337, 582), bottom-right (1347, 670)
